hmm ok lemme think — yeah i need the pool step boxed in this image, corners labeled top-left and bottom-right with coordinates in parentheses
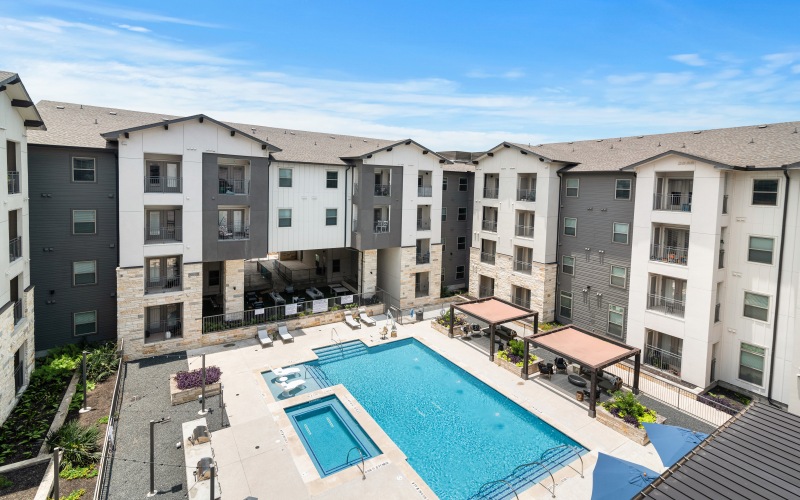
top-left (304, 364), bottom-right (334, 388)
top-left (475, 446), bottom-right (581, 500)
top-left (314, 341), bottom-right (369, 363)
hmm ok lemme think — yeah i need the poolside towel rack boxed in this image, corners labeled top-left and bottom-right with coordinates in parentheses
top-left (346, 446), bottom-right (366, 480)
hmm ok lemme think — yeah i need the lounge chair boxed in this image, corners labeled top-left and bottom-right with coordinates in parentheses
top-left (279, 379), bottom-right (306, 394)
top-left (538, 362), bottom-right (553, 379)
top-left (277, 323), bottom-right (294, 342)
top-left (345, 312), bottom-right (361, 329)
top-left (555, 357), bottom-right (568, 373)
top-left (306, 287), bottom-right (324, 300)
top-left (358, 308), bottom-right (377, 326)
top-left (269, 292), bottom-right (286, 305)
top-left (257, 326), bottom-right (273, 347)
top-left (272, 366), bottom-right (301, 377)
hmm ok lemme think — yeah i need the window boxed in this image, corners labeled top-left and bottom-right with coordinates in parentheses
top-left (612, 222), bottom-right (630, 244)
top-left (564, 217), bottom-right (577, 236)
top-left (73, 260), bottom-right (97, 286)
top-left (559, 291), bottom-right (573, 318)
top-left (278, 209), bottom-right (292, 227)
top-left (562, 255), bottom-right (575, 275)
top-left (565, 178), bottom-right (579, 197)
top-left (457, 236), bottom-right (466, 249)
top-left (743, 292), bottom-right (769, 321)
top-left (610, 265), bottom-right (627, 288)
top-left (73, 210), bottom-right (96, 234)
top-left (208, 270), bottom-right (220, 287)
top-left (326, 208), bottom-right (337, 226)
top-left (456, 266), bottom-right (465, 280)
top-left (752, 179), bottom-right (778, 206)
top-left (608, 305), bottom-right (624, 337)
top-left (458, 207), bottom-right (467, 221)
top-left (332, 259), bottom-right (341, 273)
top-left (74, 311), bottom-right (97, 336)
top-left (326, 171), bottom-right (338, 188)
top-left (442, 237), bottom-right (446, 251)
top-left (279, 168), bottom-right (292, 187)
top-left (441, 208), bottom-right (447, 222)
top-left (739, 343), bottom-right (765, 386)
top-left (748, 236), bottom-right (774, 264)
top-left (442, 177), bottom-right (448, 190)
top-left (72, 158), bottom-right (96, 182)
top-left (459, 177), bottom-right (468, 191)
top-left (615, 179), bottom-right (631, 200)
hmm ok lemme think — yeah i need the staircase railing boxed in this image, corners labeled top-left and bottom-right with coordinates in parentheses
top-left (511, 460), bottom-right (555, 498)
top-left (541, 444), bottom-right (584, 478)
top-left (330, 327), bottom-right (343, 356)
top-left (346, 446), bottom-right (366, 480)
top-left (470, 480), bottom-right (519, 500)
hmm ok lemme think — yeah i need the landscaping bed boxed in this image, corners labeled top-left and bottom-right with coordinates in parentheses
top-left (698, 386), bottom-right (751, 415)
top-left (0, 462), bottom-right (49, 500)
top-left (494, 340), bottom-right (538, 377)
top-left (599, 390), bottom-right (665, 445)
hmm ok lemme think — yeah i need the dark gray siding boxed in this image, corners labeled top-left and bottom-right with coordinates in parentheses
top-left (201, 153), bottom-right (269, 262)
top-left (556, 172), bottom-right (635, 341)
top-left (441, 171), bottom-right (473, 289)
top-left (351, 162), bottom-right (403, 250)
top-left (28, 145), bottom-right (118, 351)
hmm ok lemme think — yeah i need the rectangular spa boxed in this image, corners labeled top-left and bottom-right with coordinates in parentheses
top-left (284, 395), bottom-right (381, 477)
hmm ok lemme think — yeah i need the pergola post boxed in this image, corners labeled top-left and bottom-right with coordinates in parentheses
top-left (633, 352), bottom-right (641, 395)
top-left (489, 324), bottom-right (496, 361)
top-left (522, 339), bottom-right (530, 380)
top-left (448, 304), bottom-right (454, 338)
top-left (589, 369), bottom-right (597, 418)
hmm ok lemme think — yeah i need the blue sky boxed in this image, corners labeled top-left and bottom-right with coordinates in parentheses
top-left (2, 0), bottom-right (800, 149)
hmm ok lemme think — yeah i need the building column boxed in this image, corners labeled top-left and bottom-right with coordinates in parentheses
top-left (223, 260), bottom-right (244, 314)
top-left (360, 250), bottom-right (377, 296)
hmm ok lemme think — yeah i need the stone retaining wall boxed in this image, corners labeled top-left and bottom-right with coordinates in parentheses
top-left (169, 376), bottom-right (221, 405)
top-left (596, 405), bottom-right (666, 446)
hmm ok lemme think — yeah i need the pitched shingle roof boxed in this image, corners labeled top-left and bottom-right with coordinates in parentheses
top-left (1, 71), bottom-right (46, 130)
top-left (0, 70), bottom-right (17, 81)
top-left (507, 121), bottom-right (800, 171)
top-left (28, 101), bottom-right (399, 165)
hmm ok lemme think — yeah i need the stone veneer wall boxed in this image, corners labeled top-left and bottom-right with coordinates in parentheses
top-left (0, 287), bottom-right (35, 424)
top-left (117, 263), bottom-right (203, 360)
top-left (468, 248), bottom-right (556, 321)
top-left (223, 259), bottom-right (244, 314)
top-left (397, 244), bottom-right (442, 308)
top-left (360, 249), bottom-right (378, 295)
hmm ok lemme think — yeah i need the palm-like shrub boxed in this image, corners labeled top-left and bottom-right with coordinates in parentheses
top-left (46, 420), bottom-right (100, 467)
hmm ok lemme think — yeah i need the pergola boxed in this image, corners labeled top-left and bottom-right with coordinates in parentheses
top-left (448, 297), bottom-right (539, 362)
top-left (524, 325), bottom-right (641, 418)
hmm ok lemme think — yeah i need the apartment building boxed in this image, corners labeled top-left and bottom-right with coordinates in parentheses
top-left (439, 160), bottom-right (475, 293)
top-left (0, 72), bottom-right (42, 423)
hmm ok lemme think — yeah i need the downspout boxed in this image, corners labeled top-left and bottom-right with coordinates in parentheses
top-left (344, 165), bottom-right (352, 247)
top-left (767, 169), bottom-right (790, 407)
top-left (265, 158), bottom-right (271, 257)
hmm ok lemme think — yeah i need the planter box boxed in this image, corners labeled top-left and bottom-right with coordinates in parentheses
top-left (169, 374), bottom-right (221, 406)
top-left (430, 320), bottom-right (452, 336)
top-left (596, 405), bottom-right (666, 446)
top-left (494, 355), bottom-right (538, 377)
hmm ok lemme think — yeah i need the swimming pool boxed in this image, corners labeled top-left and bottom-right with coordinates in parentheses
top-left (299, 339), bottom-right (585, 498)
top-left (284, 395), bottom-right (381, 477)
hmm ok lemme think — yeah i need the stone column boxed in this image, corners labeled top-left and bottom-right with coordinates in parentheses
top-left (223, 260), bottom-right (244, 314)
top-left (360, 250), bottom-right (378, 296)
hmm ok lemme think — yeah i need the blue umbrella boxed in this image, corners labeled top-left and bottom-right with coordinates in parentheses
top-left (591, 452), bottom-right (658, 500)
top-left (642, 423), bottom-right (709, 467)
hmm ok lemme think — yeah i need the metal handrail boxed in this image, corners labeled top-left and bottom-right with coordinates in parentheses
top-left (331, 327), bottom-right (343, 356)
top-left (511, 460), bottom-right (556, 498)
top-left (346, 446), bottom-right (366, 480)
top-left (540, 444), bottom-right (584, 478)
top-left (471, 479), bottom-right (519, 500)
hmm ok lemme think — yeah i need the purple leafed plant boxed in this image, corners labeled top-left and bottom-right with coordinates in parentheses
top-left (623, 414), bottom-right (639, 428)
top-left (175, 366), bottom-right (222, 390)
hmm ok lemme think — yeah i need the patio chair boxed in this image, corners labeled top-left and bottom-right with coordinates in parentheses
top-left (358, 308), bottom-right (377, 326)
top-left (272, 366), bottom-right (301, 377)
top-left (257, 326), bottom-right (273, 348)
top-left (555, 357), bottom-right (568, 373)
top-left (345, 312), bottom-right (361, 329)
top-left (219, 225), bottom-right (233, 239)
top-left (538, 362), bottom-right (553, 379)
top-left (277, 323), bottom-right (294, 342)
top-left (279, 379), bottom-right (306, 394)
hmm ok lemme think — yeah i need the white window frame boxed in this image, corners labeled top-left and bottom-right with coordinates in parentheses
top-left (457, 236), bottom-right (466, 250)
top-left (562, 255), bottom-right (575, 275)
top-left (73, 260), bottom-right (97, 286)
top-left (455, 266), bottom-right (465, 280)
top-left (738, 342), bottom-right (766, 387)
top-left (565, 178), bottom-right (579, 197)
top-left (72, 210), bottom-right (97, 235)
top-left (72, 157), bottom-right (96, 183)
top-left (751, 178), bottom-right (778, 206)
top-left (615, 179), bottom-right (631, 200)
top-left (74, 310), bottom-right (97, 336)
top-left (743, 291), bottom-right (770, 322)
top-left (326, 171), bottom-right (338, 189)
top-left (608, 305), bottom-right (624, 337)
top-left (278, 208), bottom-right (292, 228)
top-left (559, 290), bottom-right (573, 319)
top-left (564, 217), bottom-right (577, 237)
top-left (278, 168), bottom-right (293, 187)
top-left (747, 236), bottom-right (774, 265)
top-left (612, 222), bottom-right (630, 244)
top-left (610, 265), bottom-right (627, 289)
top-left (325, 208), bottom-right (337, 226)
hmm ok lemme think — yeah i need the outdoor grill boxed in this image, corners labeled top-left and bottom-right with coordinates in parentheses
top-left (188, 425), bottom-right (210, 445)
top-left (195, 457), bottom-right (214, 481)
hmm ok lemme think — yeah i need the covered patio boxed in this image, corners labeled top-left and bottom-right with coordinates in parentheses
top-left (524, 325), bottom-right (641, 418)
top-left (448, 297), bottom-right (538, 362)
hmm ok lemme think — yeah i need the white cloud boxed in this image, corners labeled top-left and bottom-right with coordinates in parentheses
top-left (465, 69), bottom-right (525, 79)
top-left (115, 23), bottom-right (150, 33)
top-left (670, 53), bottom-right (707, 67)
top-left (34, 0), bottom-right (222, 28)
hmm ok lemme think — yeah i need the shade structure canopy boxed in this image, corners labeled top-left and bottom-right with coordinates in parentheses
top-left (591, 453), bottom-right (658, 500)
top-left (641, 423), bottom-right (708, 467)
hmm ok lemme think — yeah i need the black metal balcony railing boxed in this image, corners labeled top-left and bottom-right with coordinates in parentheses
top-left (418, 186), bottom-right (432, 197)
top-left (219, 224), bottom-right (249, 240)
top-left (714, 303), bottom-right (721, 323)
top-left (653, 193), bottom-right (692, 212)
top-left (374, 220), bottom-right (390, 233)
top-left (218, 178), bottom-right (249, 195)
top-left (644, 344), bottom-right (683, 376)
top-left (650, 244), bottom-right (688, 265)
top-left (145, 319), bottom-right (182, 337)
top-left (145, 275), bottom-right (182, 294)
top-left (514, 260), bottom-right (532, 274)
top-left (483, 187), bottom-right (499, 199)
top-left (512, 296), bottom-right (531, 309)
top-left (417, 219), bottom-right (431, 231)
top-left (374, 184), bottom-right (390, 197)
top-left (517, 188), bottom-right (536, 202)
top-left (482, 220), bottom-right (497, 232)
top-left (9, 236), bottom-right (22, 262)
top-left (145, 226), bottom-right (182, 243)
top-left (479, 287), bottom-right (494, 298)
top-left (14, 361), bottom-right (23, 393)
top-left (647, 293), bottom-right (686, 318)
top-left (480, 252), bottom-right (496, 265)
top-left (145, 176), bottom-right (182, 193)
top-left (722, 194), bottom-right (729, 214)
top-left (515, 225), bottom-right (534, 238)
top-left (416, 253), bottom-right (430, 264)
top-left (718, 249), bottom-right (725, 269)
top-left (7, 172), bottom-right (19, 195)
top-left (13, 299), bottom-right (23, 324)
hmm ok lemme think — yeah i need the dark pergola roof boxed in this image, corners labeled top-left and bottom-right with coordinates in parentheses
top-left (452, 296), bottom-right (538, 325)
top-left (636, 403), bottom-right (800, 500)
top-left (525, 325), bottom-right (640, 370)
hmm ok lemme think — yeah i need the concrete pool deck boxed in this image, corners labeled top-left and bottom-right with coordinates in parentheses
top-left (185, 318), bottom-right (668, 499)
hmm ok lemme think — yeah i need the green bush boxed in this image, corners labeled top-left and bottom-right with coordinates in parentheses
top-left (46, 421), bottom-right (100, 468)
top-left (60, 463), bottom-right (98, 480)
top-left (0, 475), bottom-right (12, 489)
top-left (602, 390), bottom-right (657, 429)
top-left (508, 339), bottom-right (525, 357)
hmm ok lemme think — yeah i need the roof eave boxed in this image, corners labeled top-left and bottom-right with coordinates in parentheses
top-left (340, 139), bottom-right (453, 163)
top-left (621, 150), bottom-right (732, 171)
top-left (474, 142), bottom-right (559, 164)
top-left (1, 73), bottom-right (46, 130)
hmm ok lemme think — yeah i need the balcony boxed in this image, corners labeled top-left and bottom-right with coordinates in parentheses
top-left (219, 224), bottom-right (249, 240)
top-left (417, 219), bottom-right (431, 231)
top-left (374, 220), bottom-right (390, 233)
top-left (718, 249), bottom-right (725, 269)
top-left (145, 275), bottom-right (182, 294)
top-left (482, 220), bottom-right (497, 232)
top-left (517, 188), bottom-right (536, 202)
top-left (650, 244), bottom-right (688, 265)
top-left (145, 176), bottom-right (182, 193)
top-left (9, 236), bottom-right (21, 262)
top-left (514, 260), bottom-right (532, 275)
top-left (722, 195), bottom-right (729, 214)
top-left (515, 225), bottom-right (534, 238)
top-left (480, 252), bottom-right (496, 265)
top-left (7, 172), bottom-right (19, 195)
top-left (483, 187), bottom-right (499, 199)
top-left (13, 359), bottom-right (23, 392)
top-left (145, 226), bottom-right (182, 244)
top-left (479, 286), bottom-right (494, 298)
top-left (374, 184), bottom-right (390, 197)
top-left (714, 303), bottom-right (721, 323)
top-left (647, 293), bottom-right (685, 318)
top-left (653, 193), bottom-right (692, 212)
top-left (418, 186), bottom-right (432, 197)
top-left (416, 253), bottom-right (430, 264)
top-left (644, 344), bottom-right (682, 377)
top-left (13, 299), bottom-right (22, 324)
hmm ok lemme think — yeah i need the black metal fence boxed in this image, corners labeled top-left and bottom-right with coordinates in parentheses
top-left (94, 341), bottom-right (125, 500)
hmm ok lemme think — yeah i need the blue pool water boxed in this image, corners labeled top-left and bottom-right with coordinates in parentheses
top-left (303, 339), bottom-right (585, 499)
top-left (284, 395), bottom-right (381, 477)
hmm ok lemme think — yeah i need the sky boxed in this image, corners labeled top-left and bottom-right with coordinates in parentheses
top-left (2, 0), bottom-right (800, 150)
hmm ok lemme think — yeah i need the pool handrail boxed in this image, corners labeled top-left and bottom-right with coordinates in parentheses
top-left (346, 446), bottom-right (366, 480)
top-left (540, 444), bottom-right (584, 478)
top-left (330, 327), bottom-right (344, 356)
top-left (470, 479), bottom-right (519, 500)
top-left (511, 460), bottom-right (556, 498)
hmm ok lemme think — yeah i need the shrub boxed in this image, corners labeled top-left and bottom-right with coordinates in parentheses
top-left (602, 390), bottom-right (657, 429)
top-left (436, 311), bottom-right (466, 327)
top-left (0, 475), bottom-right (11, 489)
top-left (46, 421), bottom-right (100, 468)
top-left (175, 366), bottom-right (222, 390)
top-left (508, 339), bottom-right (525, 357)
top-left (497, 349), bottom-right (537, 367)
top-left (96, 416), bottom-right (108, 425)
top-left (60, 463), bottom-right (98, 480)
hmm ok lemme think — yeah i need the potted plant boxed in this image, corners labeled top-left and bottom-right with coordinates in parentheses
top-left (494, 339), bottom-right (538, 376)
